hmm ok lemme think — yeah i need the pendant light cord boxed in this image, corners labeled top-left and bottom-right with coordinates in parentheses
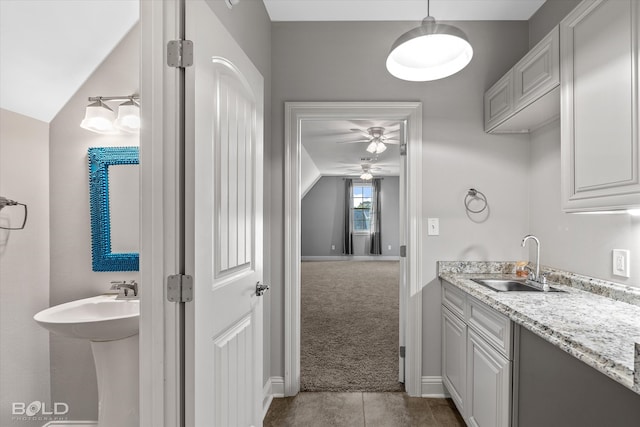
top-left (427, 0), bottom-right (430, 17)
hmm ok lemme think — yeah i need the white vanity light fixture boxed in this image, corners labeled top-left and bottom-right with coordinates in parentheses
top-left (386, 0), bottom-right (473, 82)
top-left (80, 99), bottom-right (117, 134)
top-left (114, 98), bottom-right (141, 133)
top-left (81, 95), bottom-right (140, 134)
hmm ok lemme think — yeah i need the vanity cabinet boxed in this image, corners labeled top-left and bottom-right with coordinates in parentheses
top-left (441, 281), bottom-right (513, 427)
top-left (561, 0), bottom-right (640, 212)
top-left (484, 26), bottom-right (560, 133)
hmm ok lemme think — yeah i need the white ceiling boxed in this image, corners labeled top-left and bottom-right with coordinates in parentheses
top-left (0, 0), bottom-right (139, 123)
top-left (302, 120), bottom-right (402, 177)
top-left (0, 0), bottom-right (545, 123)
top-left (263, 0), bottom-right (546, 22)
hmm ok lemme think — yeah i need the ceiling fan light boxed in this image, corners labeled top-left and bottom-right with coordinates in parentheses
top-left (366, 141), bottom-right (378, 153)
top-left (375, 142), bottom-right (387, 154)
top-left (386, 17), bottom-right (473, 82)
top-left (360, 171), bottom-right (373, 180)
top-left (80, 100), bottom-right (116, 134)
top-left (114, 99), bottom-right (140, 133)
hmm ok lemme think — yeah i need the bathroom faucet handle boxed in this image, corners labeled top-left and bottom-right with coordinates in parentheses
top-left (109, 280), bottom-right (125, 290)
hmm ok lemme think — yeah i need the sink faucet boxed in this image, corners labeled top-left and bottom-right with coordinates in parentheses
top-left (110, 280), bottom-right (139, 298)
top-left (521, 235), bottom-right (549, 291)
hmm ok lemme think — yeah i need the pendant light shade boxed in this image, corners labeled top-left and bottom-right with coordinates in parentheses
top-left (114, 99), bottom-right (140, 133)
top-left (80, 100), bottom-right (116, 134)
top-left (386, 15), bottom-right (473, 82)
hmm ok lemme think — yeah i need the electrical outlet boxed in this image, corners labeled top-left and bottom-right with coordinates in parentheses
top-left (427, 218), bottom-right (440, 236)
top-left (388, 245), bottom-right (392, 251)
top-left (331, 244), bottom-right (335, 251)
top-left (612, 249), bottom-right (630, 278)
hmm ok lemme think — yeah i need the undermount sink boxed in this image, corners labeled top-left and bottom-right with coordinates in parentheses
top-left (34, 294), bottom-right (139, 341)
top-left (472, 278), bottom-right (564, 292)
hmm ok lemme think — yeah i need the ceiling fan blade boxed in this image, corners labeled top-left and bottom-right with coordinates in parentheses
top-left (336, 139), bottom-right (371, 144)
top-left (382, 140), bottom-right (401, 145)
top-left (350, 128), bottom-right (372, 138)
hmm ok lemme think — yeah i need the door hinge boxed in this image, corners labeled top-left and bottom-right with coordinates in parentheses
top-left (400, 346), bottom-right (406, 358)
top-left (167, 274), bottom-right (193, 302)
top-left (399, 144), bottom-right (407, 156)
top-left (167, 40), bottom-right (194, 68)
top-left (400, 245), bottom-right (407, 258)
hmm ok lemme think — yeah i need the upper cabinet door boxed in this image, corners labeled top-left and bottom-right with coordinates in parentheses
top-left (484, 26), bottom-right (560, 134)
top-left (561, 0), bottom-right (640, 212)
top-left (513, 26), bottom-right (559, 111)
top-left (484, 70), bottom-right (514, 132)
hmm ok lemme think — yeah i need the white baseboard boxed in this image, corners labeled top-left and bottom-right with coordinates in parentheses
top-left (301, 256), bottom-right (400, 261)
top-left (421, 376), bottom-right (450, 398)
top-left (263, 376), bottom-right (285, 419)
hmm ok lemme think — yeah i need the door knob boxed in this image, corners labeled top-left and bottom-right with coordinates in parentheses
top-left (256, 282), bottom-right (270, 297)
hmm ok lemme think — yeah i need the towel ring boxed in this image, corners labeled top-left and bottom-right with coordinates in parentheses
top-left (464, 188), bottom-right (487, 214)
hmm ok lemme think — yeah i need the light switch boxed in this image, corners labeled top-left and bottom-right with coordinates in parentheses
top-left (612, 249), bottom-right (630, 278)
top-left (427, 218), bottom-right (440, 236)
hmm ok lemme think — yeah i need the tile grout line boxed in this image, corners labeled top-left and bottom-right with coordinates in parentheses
top-left (361, 392), bottom-right (366, 427)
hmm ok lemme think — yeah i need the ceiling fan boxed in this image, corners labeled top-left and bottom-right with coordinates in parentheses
top-left (344, 157), bottom-right (387, 180)
top-left (338, 126), bottom-right (400, 154)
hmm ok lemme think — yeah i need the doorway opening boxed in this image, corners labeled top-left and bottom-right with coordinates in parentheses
top-left (284, 102), bottom-right (424, 397)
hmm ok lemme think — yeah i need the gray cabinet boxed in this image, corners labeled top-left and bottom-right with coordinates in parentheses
top-left (484, 27), bottom-right (560, 133)
top-left (561, 0), bottom-right (640, 212)
top-left (467, 329), bottom-right (511, 427)
top-left (441, 281), bottom-right (513, 426)
top-left (442, 306), bottom-right (467, 412)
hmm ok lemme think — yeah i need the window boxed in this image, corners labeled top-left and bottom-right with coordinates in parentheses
top-left (352, 183), bottom-right (373, 232)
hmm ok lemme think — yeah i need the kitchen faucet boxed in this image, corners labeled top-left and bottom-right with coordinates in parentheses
top-left (521, 235), bottom-right (549, 291)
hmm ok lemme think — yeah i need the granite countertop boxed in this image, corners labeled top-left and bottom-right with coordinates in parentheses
top-left (438, 262), bottom-right (640, 395)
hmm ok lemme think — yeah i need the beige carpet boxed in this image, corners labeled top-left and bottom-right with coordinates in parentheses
top-left (300, 261), bottom-right (403, 392)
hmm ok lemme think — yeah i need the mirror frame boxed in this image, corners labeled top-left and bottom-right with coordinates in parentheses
top-left (88, 146), bottom-right (139, 271)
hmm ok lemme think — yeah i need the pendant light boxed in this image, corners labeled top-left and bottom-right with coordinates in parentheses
top-left (386, 0), bottom-right (473, 82)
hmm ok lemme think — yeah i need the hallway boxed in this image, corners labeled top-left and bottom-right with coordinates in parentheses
top-left (264, 392), bottom-right (465, 426)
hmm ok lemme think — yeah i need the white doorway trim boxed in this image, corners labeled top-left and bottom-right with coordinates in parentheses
top-left (284, 102), bottom-right (424, 397)
top-left (139, 0), bottom-right (182, 426)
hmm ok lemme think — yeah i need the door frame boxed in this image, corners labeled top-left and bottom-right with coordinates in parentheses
top-left (139, 0), bottom-right (182, 426)
top-left (284, 101), bottom-right (424, 397)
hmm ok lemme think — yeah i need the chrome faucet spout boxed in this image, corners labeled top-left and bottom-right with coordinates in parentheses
top-left (521, 234), bottom-right (548, 291)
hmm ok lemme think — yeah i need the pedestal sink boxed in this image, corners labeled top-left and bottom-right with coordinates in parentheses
top-left (34, 295), bottom-right (139, 427)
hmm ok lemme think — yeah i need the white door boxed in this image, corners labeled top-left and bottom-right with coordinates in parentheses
top-left (184, 1), bottom-right (265, 426)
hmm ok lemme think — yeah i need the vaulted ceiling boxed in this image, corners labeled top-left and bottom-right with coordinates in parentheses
top-left (0, 0), bottom-right (544, 126)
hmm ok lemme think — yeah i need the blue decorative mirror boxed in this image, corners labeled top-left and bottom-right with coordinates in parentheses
top-left (88, 147), bottom-right (139, 271)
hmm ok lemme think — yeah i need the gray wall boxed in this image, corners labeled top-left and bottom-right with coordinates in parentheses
top-left (526, 1), bottom-right (640, 287)
top-left (0, 109), bottom-right (51, 427)
top-left (49, 25), bottom-right (140, 422)
top-left (518, 327), bottom-right (640, 426)
top-left (205, 0), bottom-right (274, 386)
top-left (301, 176), bottom-right (400, 257)
top-left (271, 21), bottom-right (531, 378)
top-left (528, 0), bottom-right (581, 48)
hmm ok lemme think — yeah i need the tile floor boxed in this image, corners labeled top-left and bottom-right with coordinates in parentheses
top-left (264, 392), bottom-right (465, 427)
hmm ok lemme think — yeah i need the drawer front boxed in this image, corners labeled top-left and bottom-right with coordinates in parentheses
top-left (442, 280), bottom-right (466, 319)
top-left (466, 297), bottom-right (512, 359)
